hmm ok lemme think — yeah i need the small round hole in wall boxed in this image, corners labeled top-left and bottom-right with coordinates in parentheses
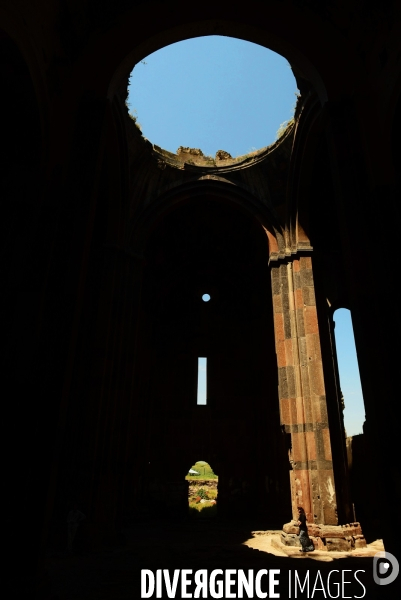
top-left (202, 294), bottom-right (211, 302)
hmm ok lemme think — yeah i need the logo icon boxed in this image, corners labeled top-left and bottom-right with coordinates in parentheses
top-left (373, 551), bottom-right (399, 586)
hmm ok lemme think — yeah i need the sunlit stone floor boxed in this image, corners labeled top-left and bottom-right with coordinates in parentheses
top-left (45, 519), bottom-right (395, 599)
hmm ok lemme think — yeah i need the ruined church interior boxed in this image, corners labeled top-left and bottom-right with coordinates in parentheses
top-left (2, 0), bottom-right (400, 597)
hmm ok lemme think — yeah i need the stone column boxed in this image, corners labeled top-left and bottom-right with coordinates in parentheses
top-left (271, 255), bottom-right (337, 525)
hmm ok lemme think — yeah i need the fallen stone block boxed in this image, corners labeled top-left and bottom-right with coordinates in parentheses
top-left (283, 521), bottom-right (300, 535)
top-left (325, 536), bottom-right (353, 551)
top-left (281, 532), bottom-right (300, 547)
top-left (310, 536), bottom-right (327, 551)
top-left (320, 526), bottom-right (352, 538)
top-left (353, 534), bottom-right (367, 548)
top-left (307, 524), bottom-right (321, 537)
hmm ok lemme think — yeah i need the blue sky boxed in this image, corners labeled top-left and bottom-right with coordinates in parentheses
top-left (128, 36), bottom-right (297, 157)
top-left (128, 36), bottom-right (365, 436)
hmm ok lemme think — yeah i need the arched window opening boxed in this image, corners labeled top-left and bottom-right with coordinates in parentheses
top-left (127, 36), bottom-right (298, 158)
top-left (186, 461), bottom-right (218, 519)
top-left (333, 309), bottom-right (365, 437)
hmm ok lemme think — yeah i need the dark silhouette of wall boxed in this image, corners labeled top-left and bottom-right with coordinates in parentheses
top-left (1, 2), bottom-right (400, 597)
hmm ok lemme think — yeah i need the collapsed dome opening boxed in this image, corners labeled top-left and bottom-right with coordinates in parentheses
top-left (127, 36), bottom-right (299, 158)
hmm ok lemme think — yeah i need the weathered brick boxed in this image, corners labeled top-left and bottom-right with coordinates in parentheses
top-left (299, 365), bottom-right (311, 398)
top-left (322, 428), bottom-right (332, 461)
top-left (293, 259), bottom-right (301, 273)
top-left (289, 309), bottom-right (297, 338)
top-left (305, 332), bottom-right (315, 362)
top-left (293, 270), bottom-right (301, 290)
top-left (315, 334), bottom-right (323, 361)
top-left (274, 312), bottom-right (285, 341)
top-left (271, 273), bottom-right (281, 295)
top-left (300, 256), bottom-right (312, 270)
top-left (298, 336), bottom-right (308, 367)
top-left (287, 365), bottom-right (297, 397)
top-left (304, 305), bottom-right (319, 334)
top-left (272, 294), bottom-right (282, 313)
top-left (309, 361), bottom-right (325, 396)
top-left (280, 398), bottom-right (290, 424)
top-left (278, 367), bottom-right (288, 398)
top-left (300, 268), bottom-right (314, 287)
top-left (280, 269), bottom-right (289, 294)
top-left (302, 285), bottom-right (316, 306)
top-left (294, 369), bottom-right (302, 397)
top-left (290, 397), bottom-right (298, 423)
top-left (318, 395), bottom-right (329, 423)
top-left (294, 288), bottom-right (303, 308)
top-left (315, 430), bottom-right (326, 463)
top-left (271, 265), bottom-right (280, 281)
top-left (285, 337), bottom-right (295, 366)
top-left (305, 332), bottom-right (322, 362)
top-left (280, 398), bottom-right (296, 425)
top-left (296, 308), bottom-right (305, 337)
top-left (296, 396), bottom-right (308, 424)
top-left (305, 430), bottom-right (317, 460)
top-left (284, 310), bottom-right (292, 339)
top-left (282, 290), bottom-right (290, 312)
top-left (292, 432), bottom-right (306, 462)
top-left (276, 339), bottom-right (286, 367)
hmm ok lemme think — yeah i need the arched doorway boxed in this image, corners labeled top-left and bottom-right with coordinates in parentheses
top-left (186, 460), bottom-right (218, 519)
top-left (133, 190), bottom-right (291, 523)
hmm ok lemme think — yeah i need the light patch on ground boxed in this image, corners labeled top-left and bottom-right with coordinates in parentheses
top-left (243, 532), bottom-right (384, 562)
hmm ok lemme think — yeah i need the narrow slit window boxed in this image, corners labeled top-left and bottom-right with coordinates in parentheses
top-left (197, 357), bottom-right (207, 405)
top-left (333, 308), bottom-right (365, 437)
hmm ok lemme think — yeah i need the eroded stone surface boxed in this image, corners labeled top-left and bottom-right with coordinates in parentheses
top-left (177, 146), bottom-right (204, 156)
top-left (215, 150), bottom-right (232, 160)
top-left (281, 532), bottom-right (300, 547)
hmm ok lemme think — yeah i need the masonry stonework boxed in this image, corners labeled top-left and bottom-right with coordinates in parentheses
top-left (271, 257), bottom-right (336, 523)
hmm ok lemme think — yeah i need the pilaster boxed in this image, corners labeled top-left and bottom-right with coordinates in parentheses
top-left (271, 255), bottom-right (337, 525)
